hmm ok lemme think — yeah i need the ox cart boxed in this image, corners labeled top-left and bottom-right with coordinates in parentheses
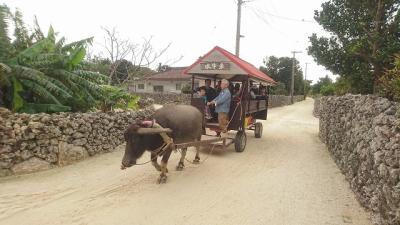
top-left (121, 46), bottom-right (276, 183)
top-left (178, 46), bottom-right (276, 152)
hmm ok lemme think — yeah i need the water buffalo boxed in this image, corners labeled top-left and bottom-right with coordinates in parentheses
top-left (121, 105), bottom-right (203, 183)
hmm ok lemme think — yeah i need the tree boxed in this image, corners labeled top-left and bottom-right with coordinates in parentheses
top-left (0, 5), bottom-right (110, 113)
top-left (11, 8), bottom-right (32, 52)
top-left (0, 5), bottom-right (11, 61)
top-left (311, 75), bottom-right (333, 95)
top-left (320, 84), bottom-right (336, 96)
top-left (379, 54), bottom-right (400, 101)
top-left (269, 82), bottom-right (287, 95)
top-left (308, 0), bottom-right (400, 94)
top-left (260, 56), bottom-right (304, 95)
top-left (99, 27), bottom-right (171, 86)
top-left (98, 85), bottom-right (139, 112)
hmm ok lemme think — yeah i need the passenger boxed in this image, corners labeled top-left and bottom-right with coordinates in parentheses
top-left (198, 86), bottom-right (212, 119)
top-left (250, 89), bottom-right (256, 99)
top-left (208, 79), bottom-right (231, 138)
top-left (215, 80), bottom-right (222, 95)
top-left (228, 82), bottom-right (234, 94)
top-left (233, 83), bottom-right (241, 99)
top-left (200, 79), bottom-right (216, 101)
top-left (256, 86), bottom-right (267, 100)
top-left (203, 79), bottom-right (217, 119)
top-left (249, 80), bottom-right (258, 99)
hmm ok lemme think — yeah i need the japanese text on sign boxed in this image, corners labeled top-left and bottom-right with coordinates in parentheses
top-left (200, 62), bottom-right (230, 70)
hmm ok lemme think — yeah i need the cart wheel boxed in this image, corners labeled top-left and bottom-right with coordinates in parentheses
top-left (234, 131), bottom-right (247, 152)
top-left (254, 122), bottom-right (263, 138)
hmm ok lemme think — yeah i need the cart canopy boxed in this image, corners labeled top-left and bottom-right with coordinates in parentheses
top-left (183, 46), bottom-right (276, 85)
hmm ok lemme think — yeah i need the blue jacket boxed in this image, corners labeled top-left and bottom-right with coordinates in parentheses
top-left (213, 88), bottom-right (231, 113)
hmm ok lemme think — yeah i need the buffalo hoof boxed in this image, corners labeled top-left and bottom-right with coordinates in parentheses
top-left (193, 157), bottom-right (200, 164)
top-left (158, 174), bottom-right (167, 184)
top-left (176, 162), bottom-right (185, 171)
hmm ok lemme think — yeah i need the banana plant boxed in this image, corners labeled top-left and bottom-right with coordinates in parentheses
top-left (0, 4), bottom-right (110, 113)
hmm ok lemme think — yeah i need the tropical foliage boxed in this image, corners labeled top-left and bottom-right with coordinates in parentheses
top-left (308, 0), bottom-right (400, 94)
top-left (0, 5), bottom-right (111, 113)
top-left (379, 54), bottom-right (400, 101)
top-left (260, 56), bottom-right (306, 95)
top-left (98, 85), bottom-right (139, 112)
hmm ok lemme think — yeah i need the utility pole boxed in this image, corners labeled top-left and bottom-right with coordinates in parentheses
top-left (291, 51), bottom-right (302, 104)
top-left (235, 0), bottom-right (243, 56)
top-left (304, 62), bottom-right (309, 100)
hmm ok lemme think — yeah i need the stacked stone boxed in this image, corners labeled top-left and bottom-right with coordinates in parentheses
top-left (318, 95), bottom-right (400, 225)
top-left (138, 97), bottom-right (155, 108)
top-left (133, 93), bottom-right (191, 105)
top-left (313, 97), bottom-right (320, 117)
top-left (0, 107), bottom-right (154, 177)
top-left (268, 95), bottom-right (304, 108)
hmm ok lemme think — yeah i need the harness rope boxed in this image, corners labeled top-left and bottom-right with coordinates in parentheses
top-left (180, 144), bottom-right (216, 165)
top-left (133, 142), bottom-right (169, 166)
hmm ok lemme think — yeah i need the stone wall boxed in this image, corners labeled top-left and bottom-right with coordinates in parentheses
top-left (318, 95), bottom-right (400, 225)
top-left (313, 97), bottom-right (321, 117)
top-left (133, 92), bottom-right (191, 105)
top-left (0, 107), bottom-right (154, 177)
top-left (0, 93), bottom-right (304, 177)
top-left (268, 95), bottom-right (304, 107)
top-left (133, 92), bottom-right (304, 108)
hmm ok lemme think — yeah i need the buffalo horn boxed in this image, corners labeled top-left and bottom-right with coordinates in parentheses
top-left (136, 128), bottom-right (172, 135)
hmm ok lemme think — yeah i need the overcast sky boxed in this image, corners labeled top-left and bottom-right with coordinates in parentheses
top-left (4, 0), bottom-right (336, 83)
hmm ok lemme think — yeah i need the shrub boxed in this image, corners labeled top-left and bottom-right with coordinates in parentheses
top-left (320, 84), bottom-right (335, 96)
top-left (181, 84), bottom-right (192, 94)
top-left (379, 54), bottom-right (400, 102)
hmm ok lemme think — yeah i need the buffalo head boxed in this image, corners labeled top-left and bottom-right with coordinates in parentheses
top-left (121, 121), bottom-right (171, 170)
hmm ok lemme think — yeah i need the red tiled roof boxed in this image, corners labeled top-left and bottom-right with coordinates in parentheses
top-left (183, 46), bottom-right (276, 84)
top-left (146, 67), bottom-right (189, 81)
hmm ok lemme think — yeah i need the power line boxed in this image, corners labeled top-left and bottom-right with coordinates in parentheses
top-left (246, 6), bottom-right (296, 41)
top-left (255, 7), bottom-right (316, 24)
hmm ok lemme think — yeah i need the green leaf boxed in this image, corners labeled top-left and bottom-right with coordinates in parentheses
top-left (30, 16), bottom-right (44, 42)
top-left (68, 47), bottom-right (86, 69)
top-left (19, 79), bottom-right (62, 105)
top-left (0, 4), bottom-right (12, 60)
top-left (0, 62), bottom-right (11, 86)
top-left (12, 65), bottom-right (72, 100)
top-left (55, 37), bottom-right (65, 51)
top-left (47, 25), bottom-right (55, 43)
top-left (10, 76), bottom-right (24, 111)
top-left (13, 38), bottom-right (54, 63)
top-left (62, 37), bottom-right (93, 52)
top-left (22, 53), bottom-right (66, 68)
top-left (54, 69), bottom-right (105, 100)
top-left (21, 103), bottom-right (70, 113)
top-left (73, 69), bottom-right (109, 84)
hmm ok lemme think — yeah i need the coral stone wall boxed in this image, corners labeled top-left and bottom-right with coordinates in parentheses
top-left (0, 107), bottom-right (154, 176)
top-left (0, 93), bottom-right (305, 177)
top-left (318, 95), bottom-right (400, 225)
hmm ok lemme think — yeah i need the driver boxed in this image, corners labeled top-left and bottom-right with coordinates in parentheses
top-left (208, 79), bottom-right (231, 138)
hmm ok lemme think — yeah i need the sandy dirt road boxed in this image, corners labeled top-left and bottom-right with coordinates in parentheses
top-left (0, 98), bottom-right (372, 225)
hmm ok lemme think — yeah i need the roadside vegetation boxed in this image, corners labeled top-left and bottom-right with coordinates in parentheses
top-left (308, 0), bottom-right (400, 100)
top-left (0, 4), bottom-right (141, 113)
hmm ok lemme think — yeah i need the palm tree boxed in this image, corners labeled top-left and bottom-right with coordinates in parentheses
top-left (0, 4), bottom-right (109, 113)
